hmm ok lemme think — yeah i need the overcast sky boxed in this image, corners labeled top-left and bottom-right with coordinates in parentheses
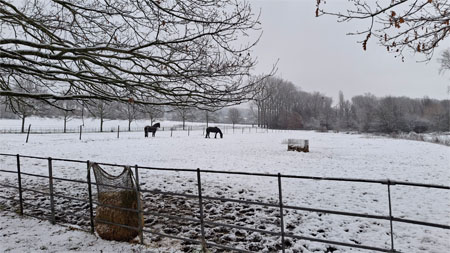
top-left (246, 0), bottom-right (450, 102)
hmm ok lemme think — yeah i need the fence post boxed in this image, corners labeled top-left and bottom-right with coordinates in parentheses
top-left (171, 128), bottom-right (173, 137)
top-left (117, 125), bottom-right (120, 138)
top-left (25, 124), bottom-right (31, 143)
top-left (79, 125), bottom-right (82, 140)
top-left (16, 154), bottom-right (23, 215)
top-left (196, 168), bottom-right (207, 249)
top-left (278, 173), bottom-right (286, 253)
top-left (134, 165), bottom-right (144, 244)
top-left (188, 127), bottom-right (190, 136)
top-left (387, 180), bottom-right (395, 252)
top-left (86, 161), bottom-right (95, 233)
top-left (48, 157), bottom-right (56, 225)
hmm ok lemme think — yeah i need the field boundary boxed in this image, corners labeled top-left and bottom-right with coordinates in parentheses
top-left (0, 153), bottom-right (449, 252)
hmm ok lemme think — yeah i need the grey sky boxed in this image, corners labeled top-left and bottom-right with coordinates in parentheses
top-left (247, 0), bottom-right (450, 102)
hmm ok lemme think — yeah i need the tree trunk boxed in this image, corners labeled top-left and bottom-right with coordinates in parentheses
top-left (183, 118), bottom-right (186, 130)
top-left (128, 120), bottom-right (131, 131)
top-left (64, 116), bottom-right (67, 133)
top-left (81, 103), bottom-right (85, 126)
top-left (21, 115), bottom-right (26, 133)
top-left (100, 117), bottom-right (104, 132)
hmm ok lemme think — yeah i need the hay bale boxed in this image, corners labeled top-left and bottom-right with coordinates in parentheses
top-left (287, 139), bottom-right (309, 153)
top-left (95, 190), bottom-right (143, 241)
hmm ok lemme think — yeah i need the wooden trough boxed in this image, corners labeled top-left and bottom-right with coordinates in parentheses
top-left (287, 139), bottom-right (309, 153)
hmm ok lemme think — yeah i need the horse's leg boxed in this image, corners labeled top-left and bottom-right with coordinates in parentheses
top-left (145, 130), bottom-right (148, 138)
top-left (214, 132), bottom-right (217, 138)
top-left (152, 131), bottom-right (155, 137)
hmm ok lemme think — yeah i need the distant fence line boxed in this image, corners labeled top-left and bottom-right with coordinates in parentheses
top-left (0, 153), bottom-right (449, 252)
top-left (0, 124), bottom-right (266, 135)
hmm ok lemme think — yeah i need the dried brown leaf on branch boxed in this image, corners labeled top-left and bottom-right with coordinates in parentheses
top-left (316, 0), bottom-right (450, 60)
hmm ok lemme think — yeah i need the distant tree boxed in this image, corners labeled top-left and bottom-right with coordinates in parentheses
top-left (140, 104), bottom-right (164, 126)
top-left (337, 91), bottom-right (354, 130)
top-left (59, 101), bottom-right (76, 133)
top-left (317, 0), bottom-right (449, 60)
top-left (376, 96), bottom-right (408, 133)
top-left (174, 106), bottom-right (195, 130)
top-left (439, 49), bottom-right (450, 73)
top-left (2, 80), bottom-right (42, 132)
top-left (123, 102), bottom-right (137, 131)
top-left (352, 94), bottom-right (378, 132)
top-left (9, 97), bottom-right (35, 133)
top-left (228, 108), bottom-right (242, 128)
top-left (89, 100), bottom-right (110, 132)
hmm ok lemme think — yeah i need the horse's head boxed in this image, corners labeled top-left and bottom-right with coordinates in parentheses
top-left (153, 122), bottom-right (161, 128)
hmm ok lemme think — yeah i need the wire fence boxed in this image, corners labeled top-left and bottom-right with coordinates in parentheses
top-left (0, 153), bottom-right (449, 252)
top-left (0, 124), bottom-right (268, 135)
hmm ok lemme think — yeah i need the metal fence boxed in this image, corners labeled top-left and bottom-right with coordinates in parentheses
top-left (0, 153), bottom-right (449, 252)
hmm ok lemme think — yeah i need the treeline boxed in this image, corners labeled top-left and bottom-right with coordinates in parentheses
top-left (253, 77), bottom-right (449, 133)
top-left (0, 98), bottom-right (251, 132)
top-left (2, 76), bottom-right (448, 134)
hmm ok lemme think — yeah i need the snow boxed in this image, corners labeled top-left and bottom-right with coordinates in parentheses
top-left (0, 118), bottom-right (449, 252)
top-left (0, 211), bottom-right (165, 253)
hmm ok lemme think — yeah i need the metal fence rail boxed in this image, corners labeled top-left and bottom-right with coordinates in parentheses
top-left (0, 153), bottom-right (449, 253)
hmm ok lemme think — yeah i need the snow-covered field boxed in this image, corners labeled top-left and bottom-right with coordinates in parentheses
top-left (0, 118), bottom-right (449, 252)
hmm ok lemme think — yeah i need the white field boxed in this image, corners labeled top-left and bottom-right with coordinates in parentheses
top-left (0, 117), bottom-right (449, 253)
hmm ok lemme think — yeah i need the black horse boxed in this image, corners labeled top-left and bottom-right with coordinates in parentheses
top-left (205, 127), bottom-right (223, 138)
top-left (144, 123), bottom-right (160, 137)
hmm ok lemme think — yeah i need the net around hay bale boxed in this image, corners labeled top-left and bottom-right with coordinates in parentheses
top-left (287, 139), bottom-right (309, 152)
top-left (90, 163), bottom-right (143, 241)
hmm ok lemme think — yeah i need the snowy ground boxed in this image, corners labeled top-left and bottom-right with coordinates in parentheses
top-left (0, 118), bottom-right (449, 252)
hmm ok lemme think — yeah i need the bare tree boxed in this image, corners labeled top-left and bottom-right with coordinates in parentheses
top-left (89, 101), bottom-right (110, 132)
top-left (2, 79), bottom-right (42, 132)
top-left (140, 104), bottom-right (164, 126)
top-left (228, 108), bottom-right (242, 128)
top-left (0, 0), bottom-right (272, 108)
top-left (352, 94), bottom-right (378, 132)
top-left (174, 106), bottom-right (195, 130)
top-left (59, 101), bottom-right (76, 133)
top-left (123, 103), bottom-right (137, 131)
top-left (8, 97), bottom-right (35, 133)
top-left (439, 49), bottom-right (450, 73)
top-left (317, 0), bottom-right (449, 60)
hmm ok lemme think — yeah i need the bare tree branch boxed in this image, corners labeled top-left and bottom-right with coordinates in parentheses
top-left (0, 0), bottom-right (273, 110)
top-left (316, 0), bottom-right (450, 61)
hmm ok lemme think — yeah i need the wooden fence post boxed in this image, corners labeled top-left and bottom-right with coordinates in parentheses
top-left (25, 124), bottom-right (31, 143)
top-left (387, 180), bottom-right (395, 252)
top-left (134, 165), bottom-right (144, 244)
top-left (86, 161), bottom-right (95, 233)
top-left (16, 154), bottom-right (23, 215)
top-left (278, 173), bottom-right (285, 253)
top-left (48, 157), bottom-right (56, 224)
top-left (196, 169), bottom-right (207, 249)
